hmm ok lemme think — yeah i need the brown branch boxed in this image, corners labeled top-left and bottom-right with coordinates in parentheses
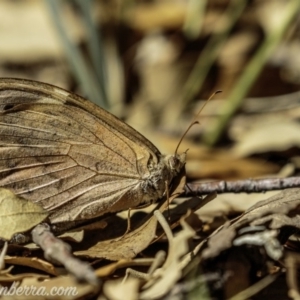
top-left (184, 177), bottom-right (300, 196)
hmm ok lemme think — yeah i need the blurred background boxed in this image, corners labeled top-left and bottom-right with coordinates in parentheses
top-left (0, 0), bottom-right (300, 215)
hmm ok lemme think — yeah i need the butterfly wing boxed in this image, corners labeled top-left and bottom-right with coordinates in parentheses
top-left (0, 78), bottom-right (161, 224)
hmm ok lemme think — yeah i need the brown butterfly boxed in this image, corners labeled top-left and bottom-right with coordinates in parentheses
top-left (0, 78), bottom-right (186, 232)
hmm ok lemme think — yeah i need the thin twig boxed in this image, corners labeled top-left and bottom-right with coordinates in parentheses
top-left (184, 177), bottom-right (300, 196)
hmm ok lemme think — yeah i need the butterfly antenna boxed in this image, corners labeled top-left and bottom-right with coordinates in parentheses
top-left (174, 90), bottom-right (222, 155)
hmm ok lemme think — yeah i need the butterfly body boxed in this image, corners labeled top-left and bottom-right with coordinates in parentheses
top-left (0, 78), bottom-right (186, 232)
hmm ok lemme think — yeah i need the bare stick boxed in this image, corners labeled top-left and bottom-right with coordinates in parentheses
top-left (184, 177), bottom-right (300, 196)
top-left (31, 224), bottom-right (99, 286)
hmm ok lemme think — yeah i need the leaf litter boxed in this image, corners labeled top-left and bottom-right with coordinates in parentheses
top-left (2, 152), bottom-right (300, 299)
top-left (4, 184), bottom-right (299, 299)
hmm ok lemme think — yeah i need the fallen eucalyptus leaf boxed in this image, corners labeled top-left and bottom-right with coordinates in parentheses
top-left (0, 188), bottom-right (48, 240)
top-left (4, 256), bottom-right (58, 276)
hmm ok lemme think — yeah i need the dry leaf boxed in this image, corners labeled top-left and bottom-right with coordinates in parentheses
top-left (197, 191), bottom-right (279, 223)
top-left (201, 188), bottom-right (300, 260)
top-left (4, 256), bottom-right (58, 276)
top-left (233, 120), bottom-right (300, 157)
top-left (0, 188), bottom-right (48, 240)
top-left (58, 230), bottom-right (85, 243)
top-left (181, 190), bottom-right (300, 298)
top-left (0, 0), bottom-right (83, 62)
top-left (125, 2), bottom-right (186, 31)
top-left (103, 278), bottom-right (140, 300)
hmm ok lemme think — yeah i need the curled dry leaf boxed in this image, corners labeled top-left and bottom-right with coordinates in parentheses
top-left (201, 188), bottom-right (300, 260)
top-left (0, 188), bottom-right (48, 241)
top-left (4, 256), bottom-right (58, 276)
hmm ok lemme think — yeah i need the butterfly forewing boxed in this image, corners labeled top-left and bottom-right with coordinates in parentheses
top-left (0, 78), bottom-right (162, 224)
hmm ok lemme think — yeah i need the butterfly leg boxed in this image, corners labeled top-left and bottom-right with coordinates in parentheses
top-left (124, 208), bottom-right (132, 235)
top-left (31, 223), bottom-right (99, 286)
top-left (0, 241), bottom-right (8, 270)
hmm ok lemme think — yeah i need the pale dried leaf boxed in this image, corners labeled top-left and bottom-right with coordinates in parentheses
top-left (59, 230), bottom-right (85, 243)
top-left (197, 191), bottom-right (279, 223)
top-left (256, 1), bottom-right (288, 33)
top-left (0, 0), bottom-right (83, 62)
top-left (0, 188), bottom-right (48, 240)
top-left (4, 256), bottom-right (58, 276)
top-left (103, 278), bottom-right (140, 300)
top-left (201, 188), bottom-right (300, 260)
top-left (125, 2), bottom-right (186, 32)
top-left (233, 120), bottom-right (300, 157)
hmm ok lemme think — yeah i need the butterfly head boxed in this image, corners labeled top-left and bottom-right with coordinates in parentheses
top-left (166, 152), bottom-right (186, 175)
